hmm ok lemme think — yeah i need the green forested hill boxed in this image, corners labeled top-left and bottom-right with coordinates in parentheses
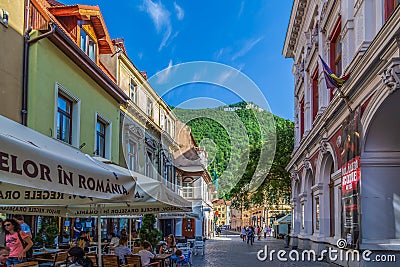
top-left (172, 102), bottom-right (294, 208)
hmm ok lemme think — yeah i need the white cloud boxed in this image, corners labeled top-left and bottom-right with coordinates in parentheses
top-left (216, 70), bottom-right (234, 84)
top-left (232, 37), bottom-right (264, 60)
top-left (215, 48), bottom-right (225, 60)
top-left (174, 2), bottom-right (184, 20)
top-left (238, 1), bottom-right (245, 17)
top-left (157, 59), bottom-right (174, 84)
top-left (141, 0), bottom-right (172, 51)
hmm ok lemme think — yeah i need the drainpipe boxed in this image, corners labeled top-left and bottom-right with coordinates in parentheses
top-left (22, 22), bottom-right (56, 125)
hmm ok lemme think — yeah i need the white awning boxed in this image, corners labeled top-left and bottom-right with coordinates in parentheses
top-left (0, 166), bottom-right (192, 217)
top-left (0, 115), bottom-right (136, 202)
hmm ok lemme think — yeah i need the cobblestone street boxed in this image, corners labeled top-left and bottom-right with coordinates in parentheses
top-left (191, 232), bottom-right (332, 267)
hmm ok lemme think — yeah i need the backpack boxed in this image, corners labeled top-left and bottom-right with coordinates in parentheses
top-left (17, 231), bottom-right (33, 260)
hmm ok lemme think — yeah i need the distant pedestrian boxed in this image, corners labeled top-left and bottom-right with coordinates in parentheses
top-left (246, 227), bottom-right (254, 245)
top-left (263, 226), bottom-right (268, 238)
top-left (256, 226), bottom-right (261, 241)
top-left (241, 227), bottom-right (246, 242)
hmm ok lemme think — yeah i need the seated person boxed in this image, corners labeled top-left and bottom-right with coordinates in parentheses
top-left (119, 229), bottom-right (127, 239)
top-left (109, 232), bottom-right (120, 247)
top-left (174, 249), bottom-right (185, 262)
top-left (77, 231), bottom-right (90, 252)
top-left (159, 234), bottom-right (176, 254)
top-left (67, 246), bottom-right (93, 267)
top-left (0, 246), bottom-right (10, 267)
top-left (113, 237), bottom-right (132, 265)
top-left (172, 249), bottom-right (190, 266)
top-left (131, 230), bottom-right (138, 239)
top-left (138, 241), bottom-right (159, 267)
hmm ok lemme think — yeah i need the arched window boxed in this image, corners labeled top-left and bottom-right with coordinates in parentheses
top-left (182, 177), bottom-right (194, 198)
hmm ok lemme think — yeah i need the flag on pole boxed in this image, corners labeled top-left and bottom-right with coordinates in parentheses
top-left (319, 55), bottom-right (350, 89)
top-left (213, 169), bottom-right (219, 191)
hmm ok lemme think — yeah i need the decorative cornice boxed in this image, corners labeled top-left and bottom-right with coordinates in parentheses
top-left (311, 183), bottom-right (323, 192)
top-left (319, 139), bottom-right (329, 155)
top-left (303, 158), bottom-right (312, 170)
top-left (283, 0), bottom-right (308, 58)
top-left (145, 136), bottom-right (158, 149)
top-left (381, 58), bottom-right (400, 94)
top-left (354, 0), bottom-right (365, 15)
top-left (299, 192), bottom-right (307, 202)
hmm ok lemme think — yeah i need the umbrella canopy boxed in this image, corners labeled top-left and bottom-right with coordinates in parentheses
top-left (0, 115), bottom-right (136, 201)
top-left (0, 168), bottom-right (192, 216)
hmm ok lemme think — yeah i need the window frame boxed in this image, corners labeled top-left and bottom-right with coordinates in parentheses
top-left (145, 150), bottom-right (154, 178)
top-left (129, 77), bottom-right (137, 103)
top-left (79, 24), bottom-right (97, 61)
top-left (385, 0), bottom-right (400, 21)
top-left (312, 66), bottom-right (319, 121)
top-left (94, 113), bottom-right (112, 160)
top-left (127, 140), bottom-right (137, 172)
top-left (182, 177), bottom-right (194, 198)
top-left (329, 17), bottom-right (342, 101)
top-left (96, 119), bottom-right (106, 158)
top-left (299, 97), bottom-right (305, 139)
top-left (147, 98), bottom-right (153, 118)
top-left (54, 83), bottom-right (80, 147)
top-left (57, 94), bottom-right (73, 144)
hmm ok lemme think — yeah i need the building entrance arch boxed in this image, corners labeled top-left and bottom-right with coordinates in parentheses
top-left (362, 89), bottom-right (400, 247)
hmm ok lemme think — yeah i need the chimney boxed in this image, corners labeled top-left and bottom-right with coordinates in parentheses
top-left (141, 71), bottom-right (148, 80)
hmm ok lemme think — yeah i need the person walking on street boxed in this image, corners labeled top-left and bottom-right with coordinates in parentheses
top-left (256, 226), bottom-right (261, 241)
top-left (246, 226), bottom-right (254, 245)
top-left (4, 218), bottom-right (33, 266)
top-left (241, 226), bottom-right (247, 242)
top-left (263, 226), bottom-right (268, 239)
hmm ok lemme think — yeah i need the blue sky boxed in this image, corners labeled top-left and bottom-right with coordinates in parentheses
top-left (61, 0), bottom-right (294, 120)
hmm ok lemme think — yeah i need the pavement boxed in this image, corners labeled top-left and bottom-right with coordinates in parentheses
top-left (190, 230), bottom-right (333, 267)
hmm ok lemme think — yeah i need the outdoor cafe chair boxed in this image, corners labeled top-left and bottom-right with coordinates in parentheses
top-left (86, 253), bottom-right (98, 267)
top-left (193, 241), bottom-right (204, 256)
top-left (102, 254), bottom-right (120, 267)
top-left (36, 251), bottom-right (68, 267)
top-left (126, 254), bottom-right (161, 267)
top-left (87, 245), bottom-right (98, 254)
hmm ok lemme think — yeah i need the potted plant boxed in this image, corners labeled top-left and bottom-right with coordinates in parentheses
top-left (139, 214), bottom-right (162, 250)
top-left (35, 217), bottom-right (59, 248)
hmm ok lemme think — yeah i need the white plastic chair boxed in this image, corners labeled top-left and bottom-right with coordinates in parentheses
top-left (194, 241), bottom-right (204, 256)
top-left (88, 246), bottom-right (98, 254)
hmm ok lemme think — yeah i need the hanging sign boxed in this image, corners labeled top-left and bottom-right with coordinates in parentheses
top-left (340, 106), bottom-right (362, 249)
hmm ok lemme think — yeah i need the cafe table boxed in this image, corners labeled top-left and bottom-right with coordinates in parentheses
top-left (33, 248), bottom-right (60, 257)
top-left (153, 253), bottom-right (172, 267)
